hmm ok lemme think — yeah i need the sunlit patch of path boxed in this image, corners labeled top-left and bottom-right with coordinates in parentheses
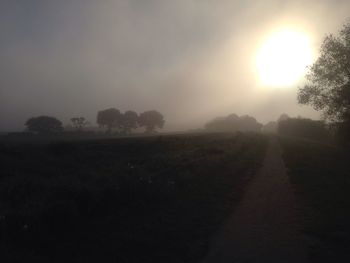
top-left (204, 137), bottom-right (307, 263)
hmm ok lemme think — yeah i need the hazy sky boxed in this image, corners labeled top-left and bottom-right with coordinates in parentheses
top-left (1, 0), bottom-right (349, 131)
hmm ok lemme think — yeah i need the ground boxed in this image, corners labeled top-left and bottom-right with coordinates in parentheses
top-left (1, 133), bottom-right (349, 262)
top-left (280, 136), bottom-right (350, 262)
top-left (0, 132), bottom-right (267, 263)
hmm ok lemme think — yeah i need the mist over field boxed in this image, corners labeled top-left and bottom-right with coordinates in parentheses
top-left (1, 2), bottom-right (350, 262)
top-left (1, 0), bottom-right (350, 132)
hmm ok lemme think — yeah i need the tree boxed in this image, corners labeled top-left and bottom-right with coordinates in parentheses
top-left (278, 113), bottom-right (290, 123)
top-left (205, 117), bottom-right (228, 131)
top-left (25, 116), bottom-right (63, 134)
top-left (239, 115), bottom-right (263, 131)
top-left (121, 111), bottom-right (138, 134)
top-left (138, 110), bottom-right (165, 133)
top-left (205, 114), bottom-right (262, 132)
top-left (298, 22), bottom-right (350, 124)
top-left (278, 117), bottom-right (330, 141)
top-left (96, 108), bottom-right (122, 133)
top-left (70, 117), bottom-right (88, 132)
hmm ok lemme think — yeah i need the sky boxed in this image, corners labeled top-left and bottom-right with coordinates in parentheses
top-left (1, 0), bottom-right (349, 131)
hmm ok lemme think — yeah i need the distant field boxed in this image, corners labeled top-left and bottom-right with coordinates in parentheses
top-left (280, 137), bottom-right (350, 262)
top-left (0, 132), bottom-right (267, 263)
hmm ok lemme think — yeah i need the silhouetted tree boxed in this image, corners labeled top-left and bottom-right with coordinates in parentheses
top-left (278, 117), bottom-right (330, 141)
top-left (97, 108), bottom-right (122, 133)
top-left (70, 117), bottom-right (88, 132)
top-left (121, 111), bottom-right (138, 134)
top-left (298, 22), bottom-right (350, 141)
top-left (240, 115), bottom-right (263, 131)
top-left (226, 113), bottom-right (240, 122)
top-left (205, 117), bottom-right (227, 131)
top-left (278, 114), bottom-right (290, 123)
top-left (205, 114), bottom-right (262, 132)
top-left (25, 116), bottom-right (63, 134)
top-left (138, 110), bottom-right (165, 133)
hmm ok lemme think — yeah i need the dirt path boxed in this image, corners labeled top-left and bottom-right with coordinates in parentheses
top-left (203, 137), bottom-right (307, 263)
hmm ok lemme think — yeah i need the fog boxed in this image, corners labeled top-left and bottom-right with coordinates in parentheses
top-left (1, 0), bottom-right (349, 131)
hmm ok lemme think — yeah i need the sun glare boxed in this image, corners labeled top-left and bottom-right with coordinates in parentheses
top-left (256, 30), bottom-right (313, 87)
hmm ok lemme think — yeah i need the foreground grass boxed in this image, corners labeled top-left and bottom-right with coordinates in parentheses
top-left (0, 132), bottom-right (267, 263)
top-left (280, 137), bottom-right (350, 262)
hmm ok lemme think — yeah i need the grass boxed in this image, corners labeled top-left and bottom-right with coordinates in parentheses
top-left (0, 132), bottom-right (267, 263)
top-left (279, 136), bottom-right (350, 262)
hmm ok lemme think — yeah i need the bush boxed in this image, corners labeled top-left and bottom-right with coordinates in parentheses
top-left (278, 117), bottom-right (330, 141)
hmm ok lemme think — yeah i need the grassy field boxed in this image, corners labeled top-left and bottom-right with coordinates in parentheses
top-left (0, 132), bottom-right (267, 263)
top-left (280, 137), bottom-right (350, 262)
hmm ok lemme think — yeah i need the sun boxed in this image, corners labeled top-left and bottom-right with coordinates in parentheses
top-left (256, 30), bottom-right (313, 87)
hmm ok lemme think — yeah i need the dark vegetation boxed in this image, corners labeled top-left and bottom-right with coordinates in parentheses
top-left (96, 108), bottom-right (164, 134)
top-left (280, 136), bottom-right (350, 262)
top-left (278, 117), bottom-right (330, 141)
top-left (25, 116), bottom-right (63, 134)
top-left (298, 22), bottom-right (350, 143)
top-left (96, 108), bottom-right (122, 133)
top-left (260, 114), bottom-right (332, 143)
top-left (138, 110), bottom-right (165, 133)
top-left (70, 117), bottom-right (89, 132)
top-left (26, 109), bottom-right (164, 137)
top-left (205, 114), bottom-right (262, 132)
top-left (0, 132), bottom-right (267, 262)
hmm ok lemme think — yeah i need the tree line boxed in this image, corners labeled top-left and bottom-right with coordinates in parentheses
top-left (25, 109), bottom-right (165, 134)
top-left (204, 112), bottom-right (331, 142)
top-left (278, 117), bottom-right (329, 141)
top-left (261, 114), bottom-right (331, 141)
top-left (205, 114), bottom-right (262, 132)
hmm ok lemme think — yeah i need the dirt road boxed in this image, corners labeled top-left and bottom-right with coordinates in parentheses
top-left (204, 137), bottom-right (307, 263)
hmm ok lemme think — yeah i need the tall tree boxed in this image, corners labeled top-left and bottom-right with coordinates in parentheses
top-left (298, 22), bottom-right (350, 123)
top-left (121, 111), bottom-right (138, 134)
top-left (96, 108), bottom-right (122, 133)
top-left (70, 117), bottom-right (88, 132)
top-left (138, 110), bottom-right (165, 133)
top-left (25, 116), bottom-right (63, 134)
